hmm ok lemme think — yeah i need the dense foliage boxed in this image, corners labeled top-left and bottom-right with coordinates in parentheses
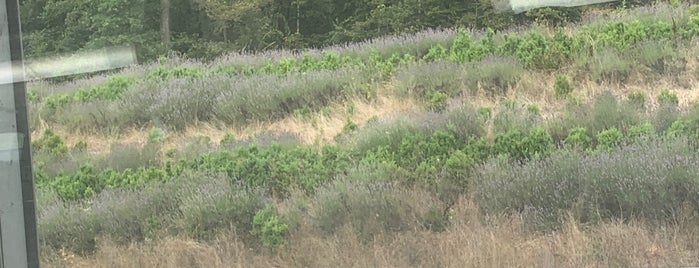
top-left (29, 3), bottom-right (699, 258)
top-left (21, 0), bottom-right (676, 61)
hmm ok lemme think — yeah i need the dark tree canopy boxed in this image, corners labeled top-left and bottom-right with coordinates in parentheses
top-left (18, 0), bottom-right (669, 62)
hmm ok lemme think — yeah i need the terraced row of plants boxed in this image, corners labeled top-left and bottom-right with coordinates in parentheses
top-left (36, 90), bottom-right (699, 254)
top-left (28, 4), bottom-right (699, 133)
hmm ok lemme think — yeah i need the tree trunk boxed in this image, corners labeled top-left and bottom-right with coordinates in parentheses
top-left (161, 0), bottom-right (171, 48)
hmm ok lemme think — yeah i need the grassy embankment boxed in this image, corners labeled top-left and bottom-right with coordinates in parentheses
top-left (34, 3), bottom-right (699, 267)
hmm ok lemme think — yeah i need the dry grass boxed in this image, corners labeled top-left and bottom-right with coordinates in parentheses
top-left (48, 83), bottom-right (423, 154)
top-left (41, 196), bottom-right (699, 268)
top-left (48, 68), bottom-right (699, 156)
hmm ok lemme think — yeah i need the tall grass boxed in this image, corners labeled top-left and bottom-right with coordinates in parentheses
top-left (476, 137), bottom-right (699, 230)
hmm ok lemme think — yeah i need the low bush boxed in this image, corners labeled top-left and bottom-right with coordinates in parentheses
top-left (596, 127), bottom-right (624, 150)
top-left (626, 90), bottom-right (647, 110)
top-left (554, 73), bottom-right (573, 98)
top-left (394, 61), bottom-right (464, 98)
top-left (445, 104), bottom-right (487, 141)
top-left (311, 180), bottom-right (421, 242)
top-left (72, 75), bottom-right (137, 102)
top-left (564, 127), bottom-right (593, 149)
top-left (658, 89), bottom-right (679, 106)
top-left (252, 206), bottom-right (289, 251)
top-left (178, 176), bottom-right (264, 241)
top-left (589, 91), bottom-right (642, 134)
top-left (627, 122), bottom-right (656, 140)
top-left (476, 138), bottom-right (699, 230)
top-left (464, 56), bottom-right (523, 95)
top-left (589, 48), bottom-right (633, 84)
top-left (32, 129), bottom-right (68, 156)
top-left (493, 127), bottom-right (554, 161)
top-left (493, 100), bottom-right (542, 134)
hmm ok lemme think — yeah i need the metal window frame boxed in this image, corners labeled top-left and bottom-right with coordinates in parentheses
top-left (1, 0), bottom-right (39, 267)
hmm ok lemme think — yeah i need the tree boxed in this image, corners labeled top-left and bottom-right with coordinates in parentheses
top-left (161, 0), bottom-right (171, 48)
top-left (193, 0), bottom-right (267, 41)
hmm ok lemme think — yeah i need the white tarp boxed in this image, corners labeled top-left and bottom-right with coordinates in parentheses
top-left (509, 0), bottom-right (619, 13)
top-left (0, 45), bottom-right (137, 84)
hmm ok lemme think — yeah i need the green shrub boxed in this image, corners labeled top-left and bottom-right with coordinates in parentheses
top-left (422, 44), bottom-right (448, 62)
top-left (426, 90), bottom-right (448, 112)
top-left (51, 164), bottom-right (100, 200)
top-left (191, 143), bottom-right (349, 196)
top-left (527, 103), bottom-right (540, 115)
top-left (657, 89), bottom-right (679, 106)
top-left (335, 118), bottom-right (359, 142)
top-left (494, 127), bottom-right (553, 160)
top-left (27, 90), bottom-right (40, 102)
top-left (478, 107), bottom-right (492, 119)
top-left (667, 119), bottom-right (692, 137)
top-left (252, 206), bottom-right (289, 251)
top-left (220, 132), bottom-right (237, 147)
top-left (554, 73), bottom-right (573, 98)
top-left (148, 66), bottom-right (204, 80)
top-left (564, 127), bottom-right (592, 149)
top-left (44, 93), bottom-right (71, 110)
top-left (343, 118), bottom-right (358, 133)
top-left (449, 30), bottom-right (492, 62)
top-left (73, 75), bottom-right (137, 101)
top-left (32, 129), bottom-right (68, 156)
top-left (627, 122), bottom-right (656, 140)
top-left (148, 127), bottom-right (166, 144)
top-left (596, 127), bottom-right (624, 150)
top-left (524, 127), bottom-right (554, 158)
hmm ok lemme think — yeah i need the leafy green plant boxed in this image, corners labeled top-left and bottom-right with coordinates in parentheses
top-left (422, 44), bottom-right (448, 62)
top-left (658, 89), bottom-right (679, 106)
top-left (667, 119), bottom-right (692, 137)
top-left (597, 127), bottom-right (624, 150)
top-left (32, 129), bottom-right (68, 156)
top-left (220, 132), bottom-right (237, 147)
top-left (493, 127), bottom-right (553, 160)
top-left (148, 66), bottom-right (204, 80)
top-left (73, 75), bottom-right (137, 101)
top-left (627, 122), bottom-right (656, 140)
top-left (554, 73), bottom-right (573, 98)
top-left (527, 103), bottom-right (540, 115)
top-left (252, 206), bottom-right (289, 251)
top-left (564, 127), bottom-right (592, 149)
top-left (148, 127), bottom-right (166, 144)
top-left (426, 90), bottom-right (448, 112)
